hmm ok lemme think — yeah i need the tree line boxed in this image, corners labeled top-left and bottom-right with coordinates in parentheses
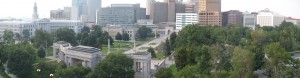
top-left (156, 21), bottom-right (300, 78)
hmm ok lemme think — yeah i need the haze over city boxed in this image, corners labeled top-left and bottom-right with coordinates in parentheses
top-left (0, 0), bottom-right (299, 18)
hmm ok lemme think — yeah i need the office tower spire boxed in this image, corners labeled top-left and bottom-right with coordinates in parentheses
top-left (32, 1), bottom-right (39, 20)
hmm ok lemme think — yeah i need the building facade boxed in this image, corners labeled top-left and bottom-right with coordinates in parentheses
top-left (0, 19), bottom-right (84, 38)
top-left (243, 12), bottom-right (258, 29)
top-left (97, 4), bottom-right (146, 26)
top-left (150, 2), bottom-right (168, 23)
top-left (32, 2), bottom-right (39, 20)
top-left (286, 17), bottom-right (300, 26)
top-left (176, 13), bottom-right (198, 30)
top-left (222, 10), bottom-right (243, 26)
top-left (53, 41), bottom-right (101, 69)
top-left (50, 7), bottom-right (71, 20)
top-left (87, 0), bottom-right (101, 22)
top-left (257, 9), bottom-right (285, 27)
top-left (198, 0), bottom-right (222, 26)
top-left (71, 0), bottom-right (87, 21)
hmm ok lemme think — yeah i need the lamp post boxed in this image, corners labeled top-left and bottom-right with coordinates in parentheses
top-left (37, 69), bottom-right (41, 78)
top-left (50, 73), bottom-right (54, 78)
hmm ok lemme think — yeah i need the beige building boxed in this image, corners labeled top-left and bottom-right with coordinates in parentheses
top-left (198, 0), bottom-right (222, 26)
top-left (150, 2), bottom-right (168, 23)
top-left (50, 7), bottom-right (71, 20)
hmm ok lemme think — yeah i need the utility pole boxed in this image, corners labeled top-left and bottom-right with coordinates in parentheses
top-left (108, 39), bottom-right (110, 54)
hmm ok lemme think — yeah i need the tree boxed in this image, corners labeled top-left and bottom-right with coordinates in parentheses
top-left (177, 65), bottom-right (202, 78)
top-left (115, 32), bottom-right (122, 40)
top-left (229, 47), bottom-right (255, 78)
top-left (174, 46), bottom-right (196, 70)
top-left (3, 30), bottom-right (14, 44)
top-left (92, 53), bottom-right (134, 78)
top-left (31, 29), bottom-right (53, 48)
top-left (122, 33), bottom-right (130, 41)
top-left (15, 33), bottom-right (22, 41)
top-left (263, 43), bottom-right (290, 78)
top-left (7, 44), bottom-right (36, 78)
top-left (81, 26), bottom-right (90, 33)
top-left (169, 32), bottom-right (177, 51)
top-left (37, 47), bottom-right (46, 58)
top-left (22, 29), bottom-right (30, 40)
top-left (250, 29), bottom-right (267, 70)
top-left (164, 38), bottom-right (171, 56)
top-left (147, 47), bottom-right (156, 58)
top-left (54, 28), bottom-right (78, 46)
top-left (155, 67), bottom-right (174, 78)
top-left (54, 66), bottom-right (91, 78)
top-left (35, 61), bottom-right (59, 78)
top-left (137, 26), bottom-right (152, 40)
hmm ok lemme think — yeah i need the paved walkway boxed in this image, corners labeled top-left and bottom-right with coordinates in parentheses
top-left (125, 36), bottom-right (168, 54)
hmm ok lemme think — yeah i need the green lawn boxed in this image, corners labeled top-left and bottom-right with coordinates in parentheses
top-left (155, 51), bottom-right (164, 60)
top-left (46, 47), bottom-right (53, 56)
top-left (102, 47), bottom-right (126, 54)
top-left (101, 41), bottom-right (134, 54)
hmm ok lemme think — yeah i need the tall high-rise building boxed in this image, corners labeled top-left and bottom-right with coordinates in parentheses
top-left (50, 7), bottom-right (71, 20)
top-left (97, 4), bottom-right (146, 26)
top-left (168, 0), bottom-right (176, 22)
top-left (71, 0), bottom-right (87, 20)
top-left (87, 0), bottom-right (101, 22)
top-left (32, 1), bottom-right (39, 20)
top-left (150, 2), bottom-right (168, 23)
top-left (146, 0), bottom-right (154, 16)
top-left (198, 0), bottom-right (222, 26)
top-left (222, 10), bottom-right (243, 26)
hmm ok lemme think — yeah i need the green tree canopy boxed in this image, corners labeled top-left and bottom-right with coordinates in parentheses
top-left (115, 32), bottom-right (122, 40)
top-left (92, 53), bottom-right (134, 78)
top-left (37, 47), bottom-right (46, 58)
top-left (122, 33), bottom-right (130, 41)
top-left (147, 47), bottom-right (156, 58)
top-left (53, 28), bottom-right (78, 46)
top-left (7, 44), bottom-right (36, 78)
top-left (3, 30), bottom-right (14, 44)
top-left (137, 26), bottom-right (152, 40)
top-left (155, 67), bottom-right (174, 78)
top-left (31, 29), bottom-right (53, 48)
top-left (229, 47), bottom-right (255, 78)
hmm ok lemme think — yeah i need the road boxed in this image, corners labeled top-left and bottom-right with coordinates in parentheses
top-left (124, 36), bottom-right (168, 54)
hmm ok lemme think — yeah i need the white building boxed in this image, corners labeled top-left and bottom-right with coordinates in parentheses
top-left (0, 19), bottom-right (84, 38)
top-left (286, 17), bottom-right (300, 26)
top-left (243, 12), bottom-right (258, 29)
top-left (257, 9), bottom-right (285, 27)
top-left (176, 13), bottom-right (198, 30)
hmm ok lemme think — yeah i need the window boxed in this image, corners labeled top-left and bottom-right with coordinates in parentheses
top-left (135, 62), bottom-right (141, 72)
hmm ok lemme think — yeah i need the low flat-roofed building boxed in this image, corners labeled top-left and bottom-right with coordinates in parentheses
top-left (53, 41), bottom-right (102, 69)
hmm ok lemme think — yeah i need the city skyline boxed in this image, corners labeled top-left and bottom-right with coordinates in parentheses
top-left (0, 0), bottom-right (299, 18)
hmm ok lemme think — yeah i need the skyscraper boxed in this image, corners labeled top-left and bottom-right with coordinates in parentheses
top-left (198, 0), bottom-right (222, 26)
top-left (146, 0), bottom-right (154, 16)
top-left (32, 1), bottom-right (39, 20)
top-left (150, 2), bottom-right (168, 23)
top-left (167, 0), bottom-right (176, 22)
top-left (222, 10), bottom-right (243, 26)
top-left (87, 0), bottom-right (101, 22)
top-left (71, 0), bottom-right (87, 20)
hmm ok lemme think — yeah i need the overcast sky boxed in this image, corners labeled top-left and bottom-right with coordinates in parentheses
top-left (0, 0), bottom-right (299, 18)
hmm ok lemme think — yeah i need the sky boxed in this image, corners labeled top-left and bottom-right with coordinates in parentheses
top-left (0, 0), bottom-right (299, 18)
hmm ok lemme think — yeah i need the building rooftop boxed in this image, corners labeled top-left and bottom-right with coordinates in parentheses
top-left (69, 46), bottom-right (101, 53)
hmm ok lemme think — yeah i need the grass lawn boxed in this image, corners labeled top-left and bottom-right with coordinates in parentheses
top-left (136, 37), bottom-right (155, 46)
top-left (102, 47), bottom-right (127, 54)
top-left (155, 51), bottom-right (164, 60)
top-left (112, 41), bottom-right (133, 49)
top-left (46, 47), bottom-right (53, 56)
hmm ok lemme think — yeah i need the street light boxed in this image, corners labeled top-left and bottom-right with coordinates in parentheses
top-left (37, 69), bottom-right (41, 78)
top-left (50, 74), bottom-right (54, 78)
